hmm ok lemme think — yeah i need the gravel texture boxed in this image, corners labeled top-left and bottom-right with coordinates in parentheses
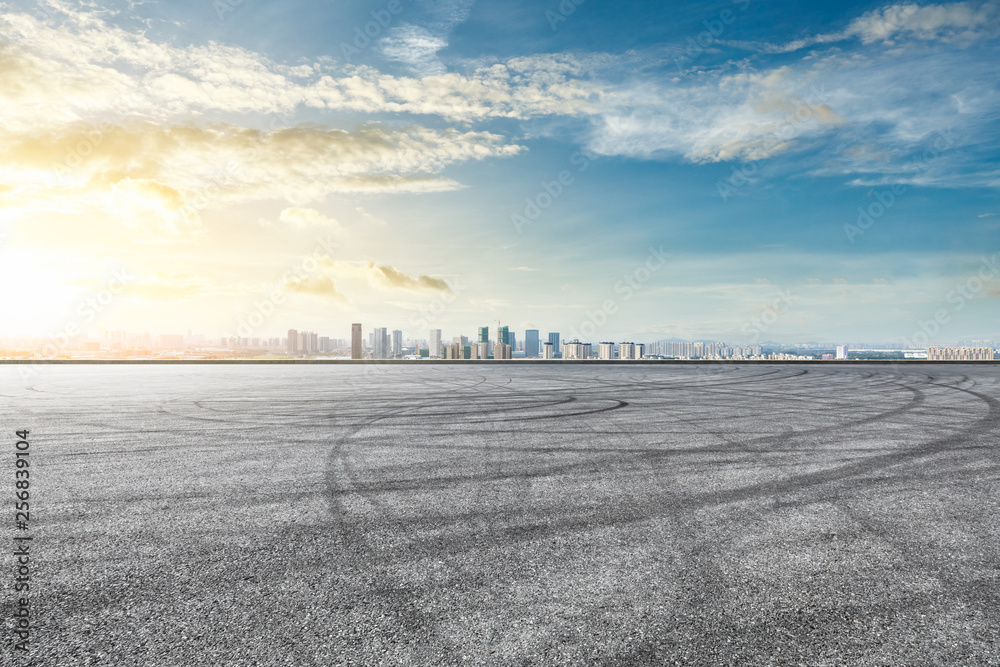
top-left (2, 363), bottom-right (999, 665)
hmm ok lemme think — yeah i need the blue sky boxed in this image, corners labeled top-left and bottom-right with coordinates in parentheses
top-left (1, 0), bottom-right (998, 344)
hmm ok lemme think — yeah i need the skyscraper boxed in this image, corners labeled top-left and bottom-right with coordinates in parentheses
top-left (478, 327), bottom-right (489, 344)
top-left (430, 329), bottom-right (442, 358)
top-left (548, 332), bottom-right (560, 357)
top-left (374, 327), bottom-right (388, 359)
top-left (495, 325), bottom-right (511, 359)
top-left (525, 330), bottom-right (540, 358)
top-left (287, 329), bottom-right (298, 355)
top-left (392, 330), bottom-right (403, 358)
top-left (351, 323), bottom-right (362, 360)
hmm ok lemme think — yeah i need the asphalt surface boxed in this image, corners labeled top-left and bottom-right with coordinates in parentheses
top-left (2, 363), bottom-right (999, 665)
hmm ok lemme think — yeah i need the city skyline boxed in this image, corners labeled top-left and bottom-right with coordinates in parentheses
top-left (2, 1), bottom-right (999, 343)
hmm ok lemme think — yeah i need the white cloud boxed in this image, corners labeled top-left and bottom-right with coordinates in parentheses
top-left (380, 24), bottom-right (449, 75)
top-left (0, 121), bottom-right (524, 236)
top-left (277, 208), bottom-right (344, 230)
top-left (319, 259), bottom-right (453, 294)
top-left (0, 9), bottom-right (602, 128)
top-left (755, 1), bottom-right (1000, 53)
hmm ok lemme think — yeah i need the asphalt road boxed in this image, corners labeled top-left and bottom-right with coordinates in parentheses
top-left (3, 363), bottom-right (999, 665)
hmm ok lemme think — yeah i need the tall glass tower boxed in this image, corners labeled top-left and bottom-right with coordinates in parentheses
top-left (525, 330), bottom-right (540, 358)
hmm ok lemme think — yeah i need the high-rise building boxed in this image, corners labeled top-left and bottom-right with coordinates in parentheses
top-left (477, 342), bottom-right (489, 359)
top-left (495, 325), bottom-right (512, 359)
top-left (373, 327), bottom-right (389, 359)
top-left (548, 332), bottom-right (560, 357)
top-left (299, 331), bottom-right (309, 354)
top-left (310, 332), bottom-right (319, 354)
top-left (836, 345), bottom-right (849, 360)
top-left (598, 342), bottom-right (614, 360)
top-left (429, 329), bottom-right (442, 358)
top-left (287, 329), bottom-right (298, 355)
top-left (563, 340), bottom-right (588, 359)
top-left (392, 330), bottom-right (403, 358)
top-left (351, 323), bottom-right (362, 359)
top-left (543, 342), bottom-right (555, 359)
top-left (619, 342), bottom-right (637, 360)
top-left (478, 327), bottom-right (490, 345)
top-left (525, 330), bottom-right (540, 358)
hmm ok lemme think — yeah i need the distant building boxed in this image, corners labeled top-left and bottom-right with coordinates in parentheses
top-left (619, 342), bottom-right (638, 360)
top-left (392, 330), bottom-right (403, 358)
top-left (429, 329), bottom-right (442, 358)
top-left (158, 334), bottom-right (185, 349)
top-left (498, 326), bottom-right (509, 347)
top-left (548, 332), bottom-right (560, 357)
top-left (563, 340), bottom-right (591, 360)
top-left (478, 326), bottom-right (490, 345)
top-left (598, 342), bottom-right (614, 360)
top-left (495, 343), bottom-right (512, 359)
top-left (543, 342), bottom-right (555, 359)
top-left (351, 324), bottom-right (362, 360)
top-left (836, 345), bottom-right (849, 360)
top-left (373, 327), bottom-right (389, 359)
top-left (525, 329), bottom-right (540, 358)
top-left (927, 347), bottom-right (995, 361)
top-left (288, 329), bottom-right (299, 355)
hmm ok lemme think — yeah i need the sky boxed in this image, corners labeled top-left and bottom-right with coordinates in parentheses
top-left (1, 0), bottom-right (999, 345)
